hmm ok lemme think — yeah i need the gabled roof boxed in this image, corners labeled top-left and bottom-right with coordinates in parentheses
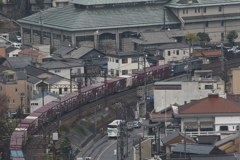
top-left (27, 76), bottom-right (42, 84)
top-left (172, 143), bottom-right (224, 155)
top-left (0, 65), bottom-right (10, 72)
top-left (162, 130), bottom-right (196, 145)
top-left (197, 135), bottom-right (220, 145)
top-left (215, 134), bottom-right (239, 147)
top-left (45, 75), bottom-right (64, 84)
top-left (132, 31), bottom-right (176, 45)
top-left (41, 61), bottom-right (72, 69)
top-left (6, 56), bottom-right (32, 69)
top-left (193, 50), bottom-right (222, 57)
top-left (5, 47), bottom-right (19, 53)
top-left (190, 155), bottom-right (236, 160)
top-left (17, 4), bottom-right (179, 31)
top-left (33, 91), bottom-right (59, 99)
top-left (178, 94), bottom-right (240, 114)
top-left (156, 43), bottom-right (189, 50)
top-left (16, 71), bottom-right (27, 80)
top-left (52, 46), bottom-right (76, 58)
top-left (19, 48), bottom-right (42, 56)
top-left (24, 65), bottom-right (47, 76)
top-left (70, 46), bottom-right (94, 59)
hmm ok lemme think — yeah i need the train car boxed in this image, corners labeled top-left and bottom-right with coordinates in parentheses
top-left (111, 77), bottom-right (127, 92)
top-left (171, 58), bottom-right (203, 76)
top-left (125, 74), bottom-right (138, 87)
top-left (81, 86), bottom-right (98, 103)
top-left (119, 75), bottom-right (133, 88)
top-left (58, 91), bottom-right (79, 112)
top-left (91, 83), bottom-right (106, 99)
top-left (20, 114), bottom-right (39, 134)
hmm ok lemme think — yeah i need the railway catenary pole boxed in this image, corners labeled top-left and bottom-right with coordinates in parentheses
top-left (78, 76), bottom-right (82, 117)
top-left (104, 68), bottom-right (108, 112)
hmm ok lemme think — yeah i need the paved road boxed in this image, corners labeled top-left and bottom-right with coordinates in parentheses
top-left (76, 127), bottom-right (143, 160)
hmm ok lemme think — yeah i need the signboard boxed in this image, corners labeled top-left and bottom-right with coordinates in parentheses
top-left (52, 132), bottom-right (58, 140)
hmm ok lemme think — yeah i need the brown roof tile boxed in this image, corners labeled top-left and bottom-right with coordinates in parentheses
top-left (179, 94), bottom-right (240, 114)
top-left (193, 50), bottom-right (222, 57)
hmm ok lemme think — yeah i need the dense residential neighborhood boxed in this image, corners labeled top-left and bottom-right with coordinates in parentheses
top-left (1, 0), bottom-right (240, 160)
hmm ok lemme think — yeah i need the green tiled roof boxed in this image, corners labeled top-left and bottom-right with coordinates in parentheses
top-left (154, 82), bottom-right (182, 85)
top-left (17, 3), bottom-right (180, 31)
top-left (71, 0), bottom-right (167, 5)
top-left (166, 0), bottom-right (240, 8)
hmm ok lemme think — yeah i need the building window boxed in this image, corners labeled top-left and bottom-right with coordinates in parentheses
top-left (122, 70), bottom-right (128, 75)
top-left (205, 85), bottom-right (213, 89)
top-left (203, 7), bottom-right (206, 13)
top-left (195, 8), bottom-right (197, 13)
top-left (176, 50), bottom-right (179, 55)
top-left (13, 99), bottom-right (15, 103)
top-left (220, 126), bottom-right (228, 131)
top-left (64, 88), bottom-right (68, 92)
top-left (116, 59), bottom-right (119, 63)
top-left (186, 9), bottom-right (188, 14)
top-left (122, 58), bottom-right (128, 64)
top-left (173, 50), bottom-right (175, 54)
top-left (219, 6), bottom-right (222, 12)
top-left (132, 57), bottom-right (138, 63)
top-left (116, 70), bottom-right (119, 76)
top-left (15, 88), bottom-right (18, 92)
top-left (111, 69), bottom-right (114, 75)
top-left (183, 9), bottom-right (185, 14)
top-left (198, 8), bottom-right (200, 13)
top-left (168, 51), bottom-right (171, 56)
top-left (221, 20), bottom-right (224, 26)
top-left (206, 22), bottom-right (208, 27)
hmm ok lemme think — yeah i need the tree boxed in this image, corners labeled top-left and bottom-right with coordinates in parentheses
top-left (185, 33), bottom-right (201, 45)
top-left (0, 94), bottom-right (9, 121)
top-left (226, 30), bottom-right (238, 45)
top-left (59, 137), bottom-right (71, 157)
top-left (50, 46), bottom-right (56, 55)
top-left (36, 0), bottom-right (45, 10)
top-left (197, 32), bottom-right (211, 42)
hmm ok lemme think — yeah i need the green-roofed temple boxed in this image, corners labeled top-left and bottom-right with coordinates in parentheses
top-left (17, 0), bottom-right (240, 51)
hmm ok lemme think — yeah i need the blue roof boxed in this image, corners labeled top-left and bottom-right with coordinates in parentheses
top-left (11, 150), bottom-right (24, 158)
top-left (33, 91), bottom-right (59, 99)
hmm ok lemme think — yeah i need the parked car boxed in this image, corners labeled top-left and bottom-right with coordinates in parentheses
top-left (127, 122), bottom-right (134, 131)
top-left (133, 121), bottom-right (141, 128)
top-left (16, 35), bottom-right (21, 41)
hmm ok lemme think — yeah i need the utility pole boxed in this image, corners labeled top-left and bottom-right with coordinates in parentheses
top-left (139, 137), bottom-right (142, 160)
top-left (143, 53), bottom-right (147, 118)
top-left (70, 68), bottom-right (72, 92)
top-left (41, 79), bottom-right (45, 106)
top-left (104, 69), bottom-right (108, 111)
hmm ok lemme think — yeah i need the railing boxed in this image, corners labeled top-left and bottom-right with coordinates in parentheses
top-left (186, 131), bottom-right (237, 137)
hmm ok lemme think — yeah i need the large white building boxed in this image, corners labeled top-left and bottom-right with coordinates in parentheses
top-left (17, 0), bottom-right (240, 51)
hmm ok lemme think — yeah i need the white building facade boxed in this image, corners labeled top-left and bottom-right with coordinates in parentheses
top-left (30, 94), bottom-right (59, 113)
top-left (154, 81), bottom-right (226, 112)
top-left (107, 52), bottom-right (150, 77)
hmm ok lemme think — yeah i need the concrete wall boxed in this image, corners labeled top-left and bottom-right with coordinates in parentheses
top-left (215, 116), bottom-right (240, 132)
top-left (154, 81), bottom-right (225, 112)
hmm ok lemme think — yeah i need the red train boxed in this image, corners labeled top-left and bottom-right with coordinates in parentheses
top-left (9, 65), bottom-right (171, 159)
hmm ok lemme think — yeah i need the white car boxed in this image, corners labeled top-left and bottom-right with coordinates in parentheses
top-left (16, 35), bottom-right (21, 41)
